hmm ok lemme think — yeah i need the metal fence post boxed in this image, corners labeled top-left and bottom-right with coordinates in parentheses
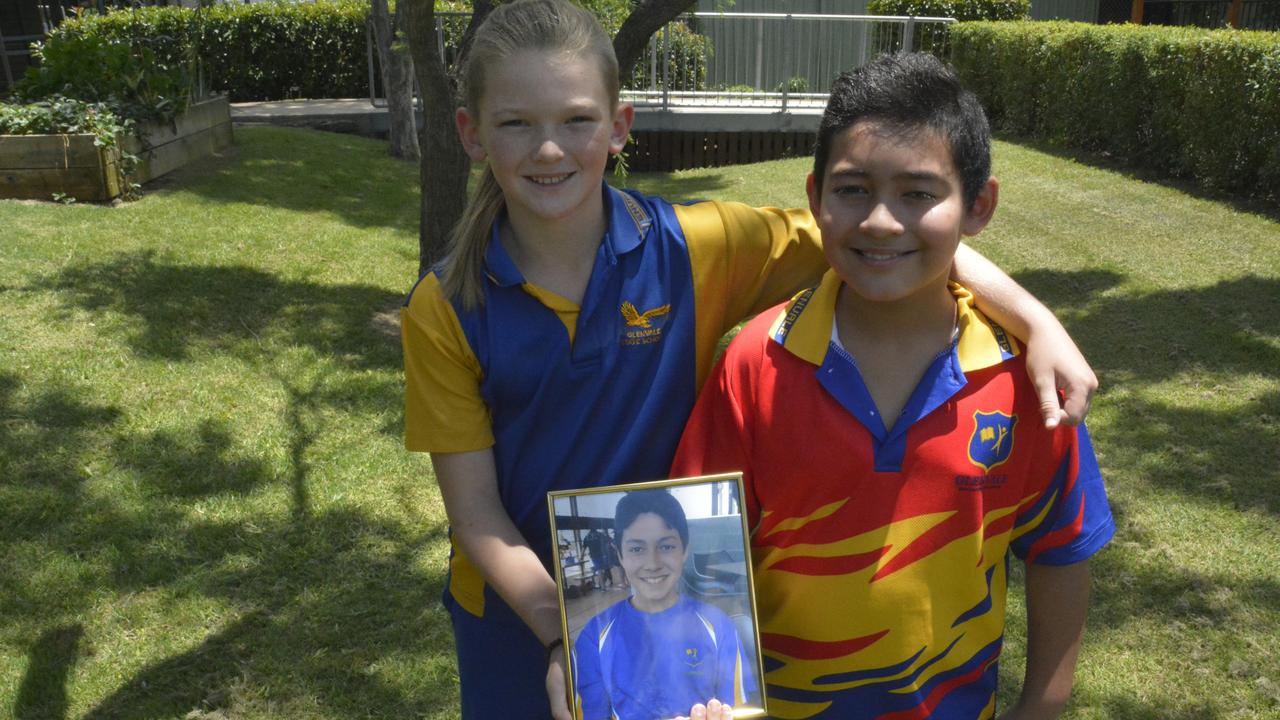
top-left (754, 17), bottom-right (763, 91)
top-left (904, 16), bottom-right (916, 53)
top-left (661, 22), bottom-right (670, 111)
top-left (780, 13), bottom-right (792, 112)
top-left (0, 25), bottom-right (13, 91)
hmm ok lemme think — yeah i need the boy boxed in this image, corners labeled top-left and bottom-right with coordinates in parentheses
top-left (572, 490), bottom-right (756, 719)
top-left (670, 53), bottom-right (1114, 719)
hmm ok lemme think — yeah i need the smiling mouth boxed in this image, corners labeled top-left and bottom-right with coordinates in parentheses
top-left (636, 575), bottom-right (669, 586)
top-left (855, 248), bottom-right (914, 263)
top-left (527, 173), bottom-right (573, 186)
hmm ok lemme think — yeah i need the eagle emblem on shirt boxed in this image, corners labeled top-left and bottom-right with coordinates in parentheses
top-left (621, 301), bottom-right (671, 328)
top-left (968, 410), bottom-right (1017, 473)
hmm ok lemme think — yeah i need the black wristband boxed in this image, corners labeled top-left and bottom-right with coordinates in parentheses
top-left (545, 636), bottom-right (564, 664)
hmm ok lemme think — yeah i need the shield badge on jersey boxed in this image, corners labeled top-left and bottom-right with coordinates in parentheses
top-left (968, 410), bottom-right (1017, 473)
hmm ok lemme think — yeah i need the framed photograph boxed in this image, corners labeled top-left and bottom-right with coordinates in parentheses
top-left (548, 473), bottom-right (767, 720)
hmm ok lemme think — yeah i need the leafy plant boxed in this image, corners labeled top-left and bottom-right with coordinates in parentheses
top-left (774, 76), bottom-right (809, 94)
top-left (16, 31), bottom-right (194, 127)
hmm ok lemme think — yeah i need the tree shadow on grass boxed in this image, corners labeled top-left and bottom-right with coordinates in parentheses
top-left (30, 250), bottom-right (403, 372)
top-left (0, 372), bottom-right (122, 543)
top-left (996, 134), bottom-right (1280, 224)
top-left (167, 127), bottom-right (422, 235)
top-left (2, 372), bottom-right (458, 718)
top-left (74, 508), bottom-right (457, 720)
top-left (13, 624), bottom-right (83, 720)
top-left (1013, 269), bottom-right (1280, 384)
top-left (622, 170), bottom-right (734, 201)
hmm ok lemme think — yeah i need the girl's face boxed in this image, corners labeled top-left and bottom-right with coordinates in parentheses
top-left (456, 50), bottom-right (633, 234)
top-left (618, 512), bottom-right (687, 613)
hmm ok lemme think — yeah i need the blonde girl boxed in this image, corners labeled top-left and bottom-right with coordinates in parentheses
top-left (401, 1), bottom-right (1097, 718)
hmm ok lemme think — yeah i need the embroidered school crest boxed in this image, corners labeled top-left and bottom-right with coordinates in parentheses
top-left (621, 301), bottom-right (671, 328)
top-left (968, 410), bottom-right (1017, 473)
top-left (621, 301), bottom-right (671, 346)
top-left (684, 647), bottom-right (702, 668)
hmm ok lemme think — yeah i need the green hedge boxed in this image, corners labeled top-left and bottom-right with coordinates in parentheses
top-left (35, 1), bottom-right (710, 103)
top-left (868, 0), bottom-right (1029, 54)
top-left (952, 21), bottom-right (1280, 199)
top-left (42, 2), bottom-right (369, 102)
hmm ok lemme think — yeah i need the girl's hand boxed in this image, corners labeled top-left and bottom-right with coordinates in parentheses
top-left (675, 699), bottom-right (732, 720)
top-left (547, 645), bottom-right (572, 720)
top-left (1024, 323), bottom-right (1097, 429)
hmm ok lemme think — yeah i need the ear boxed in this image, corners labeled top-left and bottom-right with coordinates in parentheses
top-left (455, 106), bottom-right (487, 162)
top-left (608, 102), bottom-right (635, 155)
top-left (961, 176), bottom-right (999, 236)
top-left (805, 172), bottom-right (821, 217)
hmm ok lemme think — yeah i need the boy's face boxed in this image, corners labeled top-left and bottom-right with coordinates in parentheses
top-left (807, 121), bottom-right (996, 305)
top-left (618, 512), bottom-right (687, 613)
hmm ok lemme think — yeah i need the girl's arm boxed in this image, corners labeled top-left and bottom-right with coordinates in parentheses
top-left (953, 243), bottom-right (1097, 428)
top-left (430, 449), bottom-right (573, 720)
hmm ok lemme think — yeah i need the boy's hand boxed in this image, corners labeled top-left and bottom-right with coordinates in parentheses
top-left (675, 699), bottom-right (732, 720)
top-left (547, 646), bottom-right (572, 720)
top-left (1024, 324), bottom-right (1097, 429)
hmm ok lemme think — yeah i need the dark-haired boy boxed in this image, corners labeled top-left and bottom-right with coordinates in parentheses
top-left (671, 53), bottom-right (1114, 719)
top-left (572, 490), bottom-right (755, 720)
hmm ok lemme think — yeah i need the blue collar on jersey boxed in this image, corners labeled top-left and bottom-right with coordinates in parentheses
top-left (482, 183), bottom-right (655, 287)
top-left (769, 269), bottom-right (1020, 471)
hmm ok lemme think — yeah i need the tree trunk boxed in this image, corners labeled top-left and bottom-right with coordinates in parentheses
top-left (613, 0), bottom-right (696, 82)
top-left (401, 0), bottom-right (477, 276)
top-left (370, 0), bottom-right (419, 161)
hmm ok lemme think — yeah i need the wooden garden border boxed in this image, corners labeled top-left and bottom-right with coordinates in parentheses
top-left (0, 96), bottom-right (233, 202)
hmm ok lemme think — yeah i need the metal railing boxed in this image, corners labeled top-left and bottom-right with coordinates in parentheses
top-left (626, 12), bottom-right (957, 112)
top-left (367, 11), bottom-right (956, 111)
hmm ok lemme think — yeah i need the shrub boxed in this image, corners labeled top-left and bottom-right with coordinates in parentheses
top-left (951, 21), bottom-right (1280, 200)
top-left (42, 2), bottom-right (371, 102)
top-left (867, 0), bottom-right (1029, 55)
top-left (15, 29), bottom-right (194, 126)
top-left (36, 1), bottom-right (713, 102)
top-left (625, 21), bottom-right (711, 92)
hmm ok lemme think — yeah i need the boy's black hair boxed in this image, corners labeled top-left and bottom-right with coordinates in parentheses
top-left (614, 490), bottom-right (689, 549)
top-left (813, 52), bottom-right (992, 209)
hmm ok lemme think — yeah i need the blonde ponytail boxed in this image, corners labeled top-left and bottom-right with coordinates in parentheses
top-left (437, 0), bottom-right (620, 310)
top-left (440, 167), bottom-right (504, 309)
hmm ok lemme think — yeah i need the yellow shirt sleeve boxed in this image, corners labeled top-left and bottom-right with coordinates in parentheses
top-left (674, 200), bottom-right (826, 390)
top-left (401, 273), bottom-right (494, 453)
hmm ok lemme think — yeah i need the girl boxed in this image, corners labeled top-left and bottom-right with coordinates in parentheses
top-left (400, 1), bottom-right (1096, 718)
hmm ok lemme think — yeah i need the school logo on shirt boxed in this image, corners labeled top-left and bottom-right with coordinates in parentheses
top-left (684, 647), bottom-right (703, 669)
top-left (621, 301), bottom-right (671, 346)
top-left (968, 410), bottom-right (1017, 473)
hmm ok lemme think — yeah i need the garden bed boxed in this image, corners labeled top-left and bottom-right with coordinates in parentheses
top-left (0, 96), bottom-right (232, 202)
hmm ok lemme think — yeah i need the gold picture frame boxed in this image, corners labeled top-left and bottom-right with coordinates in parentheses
top-left (548, 472), bottom-right (767, 719)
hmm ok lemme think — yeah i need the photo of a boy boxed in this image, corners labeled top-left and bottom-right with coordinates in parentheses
top-left (672, 53), bottom-right (1115, 719)
top-left (572, 490), bottom-right (756, 720)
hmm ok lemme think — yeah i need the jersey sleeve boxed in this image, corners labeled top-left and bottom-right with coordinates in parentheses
top-left (572, 621), bottom-right (612, 720)
top-left (674, 201), bottom-right (825, 389)
top-left (400, 274), bottom-right (494, 453)
top-left (1010, 423), bottom-right (1115, 565)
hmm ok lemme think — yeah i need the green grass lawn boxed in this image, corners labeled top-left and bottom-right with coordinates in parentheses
top-left (2, 126), bottom-right (1277, 719)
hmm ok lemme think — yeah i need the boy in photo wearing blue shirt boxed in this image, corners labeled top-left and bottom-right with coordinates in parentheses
top-left (572, 490), bottom-right (755, 720)
top-left (672, 53), bottom-right (1115, 719)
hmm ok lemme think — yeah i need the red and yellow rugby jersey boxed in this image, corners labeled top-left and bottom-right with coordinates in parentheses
top-left (671, 270), bottom-right (1115, 720)
top-left (401, 184), bottom-right (825, 621)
